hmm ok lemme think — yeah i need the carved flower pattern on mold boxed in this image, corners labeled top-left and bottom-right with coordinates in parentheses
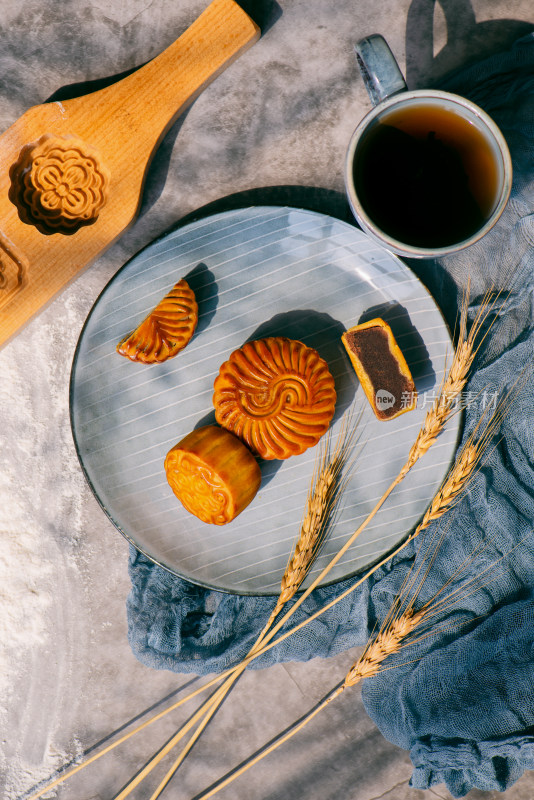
top-left (9, 134), bottom-right (110, 235)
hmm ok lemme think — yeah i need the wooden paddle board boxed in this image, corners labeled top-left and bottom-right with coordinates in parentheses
top-left (0, 0), bottom-right (259, 349)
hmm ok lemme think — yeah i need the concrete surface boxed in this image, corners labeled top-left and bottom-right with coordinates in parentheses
top-left (1, 1), bottom-right (534, 799)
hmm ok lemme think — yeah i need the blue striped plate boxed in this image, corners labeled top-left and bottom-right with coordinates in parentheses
top-left (70, 207), bottom-right (460, 595)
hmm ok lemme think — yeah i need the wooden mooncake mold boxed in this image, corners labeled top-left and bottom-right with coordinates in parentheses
top-left (213, 337), bottom-right (337, 460)
top-left (342, 318), bottom-right (416, 420)
top-left (9, 134), bottom-right (110, 236)
top-left (164, 425), bottom-right (261, 525)
top-left (117, 278), bottom-right (197, 363)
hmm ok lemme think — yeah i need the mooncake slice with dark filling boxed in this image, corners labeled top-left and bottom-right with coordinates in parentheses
top-left (342, 318), bottom-right (416, 420)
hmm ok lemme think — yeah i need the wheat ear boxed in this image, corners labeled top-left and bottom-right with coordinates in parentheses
top-left (245, 391), bottom-right (509, 672)
top-left (346, 608), bottom-right (426, 682)
top-left (269, 419), bottom-right (358, 624)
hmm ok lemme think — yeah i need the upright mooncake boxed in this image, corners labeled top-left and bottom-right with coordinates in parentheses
top-left (342, 318), bottom-right (416, 420)
top-left (117, 278), bottom-right (198, 363)
top-left (164, 425), bottom-right (261, 525)
top-left (213, 337), bottom-right (336, 460)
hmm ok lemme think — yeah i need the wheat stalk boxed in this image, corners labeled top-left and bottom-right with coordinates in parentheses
top-left (140, 354), bottom-right (486, 800)
top-left (29, 287), bottom-right (499, 800)
top-left (194, 449), bottom-right (508, 800)
top-left (112, 422), bottom-right (359, 800)
top-left (251, 288), bottom-right (483, 646)
top-left (193, 391), bottom-right (515, 800)
top-left (191, 437), bottom-right (483, 800)
top-left (27, 353), bottom-right (472, 800)
top-left (145, 317), bottom-right (486, 799)
top-left (27, 423), bottom-right (358, 800)
top-left (250, 427), bottom-right (489, 672)
top-left (199, 552), bottom-right (503, 800)
top-left (195, 605), bottom-right (429, 800)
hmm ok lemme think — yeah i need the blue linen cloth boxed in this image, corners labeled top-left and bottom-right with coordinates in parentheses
top-left (127, 36), bottom-right (534, 796)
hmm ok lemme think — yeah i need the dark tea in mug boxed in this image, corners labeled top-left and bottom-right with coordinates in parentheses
top-left (352, 100), bottom-right (501, 249)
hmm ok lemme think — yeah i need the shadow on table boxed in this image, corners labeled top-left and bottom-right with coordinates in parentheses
top-left (405, 0), bottom-right (534, 89)
top-left (175, 185), bottom-right (354, 229)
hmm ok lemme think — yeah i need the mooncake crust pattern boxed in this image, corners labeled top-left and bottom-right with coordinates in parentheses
top-left (341, 317), bottom-right (417, 420)
top-left (164, 425), bottom-right (261, 525)
top-left (213, 337), bottom-right (337, 460)
top-left (165, 449), bottom-right (232, 525)
top-left (117, 278), bottom-right (198, 363)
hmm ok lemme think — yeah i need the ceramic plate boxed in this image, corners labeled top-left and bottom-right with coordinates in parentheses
top-left (70, 207), bottom-right (459, 594)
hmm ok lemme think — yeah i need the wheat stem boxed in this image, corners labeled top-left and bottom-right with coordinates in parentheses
top-left (191, 425), bottom-right (495, 799)
top-left (147, 334), bottom-right (481, 797)
top-left (27, 408), bottom-right (478, 800)
top-left (25, 676), bottom-right (234, 800)
top-left (29, 287), bottom-right (494, 800)
top-left (195, 607), bottom-right (427, 799)
top-left (255, 300), bottom-right (476, 650)
top-left (195, 464), bottom-right (523, 800)
top-left (196, 683), bottom-right (346, 800)
top-left (114, 423), bottom-right (358, 800)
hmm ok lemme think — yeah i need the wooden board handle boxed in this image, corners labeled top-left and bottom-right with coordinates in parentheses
top-left (63, 0), bottom-right (260, 167)
top-left (0, 0), bottom-right (260, 349)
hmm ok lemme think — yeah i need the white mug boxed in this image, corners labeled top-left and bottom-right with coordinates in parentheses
top-left (345, 35), bottom-right (512, 259)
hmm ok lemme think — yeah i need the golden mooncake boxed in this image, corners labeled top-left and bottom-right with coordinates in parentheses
top-left (117, 278), bottom-right (198, 363)
top-left (213, 337), bottom-right (337, 460)
top-left (341, 318), bottom-right (417, 420)
top-left (164, 425), bottom-right (261, 525)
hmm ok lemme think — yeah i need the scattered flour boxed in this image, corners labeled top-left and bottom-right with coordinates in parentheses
top-left (0, 521), bottom-right (54, 712)
top-left (0, 466), bottom-right (74, 798)
top-left (0, 294), bottom-right (91, 797)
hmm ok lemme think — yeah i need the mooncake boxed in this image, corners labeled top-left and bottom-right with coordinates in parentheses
top-left (213, 337), bottom-right (337, 460)
top-left (164, 425), bottom-right (261, 525)
top-left (341, 318), bottom-right (416, 420)
top-left (117, 278), bottom-right (198, 363)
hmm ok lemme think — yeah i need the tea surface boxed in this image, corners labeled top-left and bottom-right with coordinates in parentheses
top-left (353, 103), bottom-right (500, 248)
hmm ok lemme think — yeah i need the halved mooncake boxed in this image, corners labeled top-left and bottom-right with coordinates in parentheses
top-left (341, 318), bottom-right (416, 420)
top-left (164, 425), bottom-right (261, 525)
top-left (213, 337), bottom-right (337, 460)
top-left (117, 278), bottom-right (198, 363)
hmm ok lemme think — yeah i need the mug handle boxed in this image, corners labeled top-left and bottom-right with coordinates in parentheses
top-left (355, 34), bottom-right (407, 106)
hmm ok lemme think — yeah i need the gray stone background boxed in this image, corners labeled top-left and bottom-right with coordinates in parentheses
top-left (1, 1), bottom-right (533, 798)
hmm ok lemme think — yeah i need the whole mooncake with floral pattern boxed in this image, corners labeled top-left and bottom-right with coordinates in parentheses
top-left (213, 337), bottom-right (336, 460)
top-left (164, 425), bottom-right (261, 525)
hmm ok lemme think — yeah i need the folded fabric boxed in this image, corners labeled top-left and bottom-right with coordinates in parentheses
top-left (127, 34), bottom-right (534, 796)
